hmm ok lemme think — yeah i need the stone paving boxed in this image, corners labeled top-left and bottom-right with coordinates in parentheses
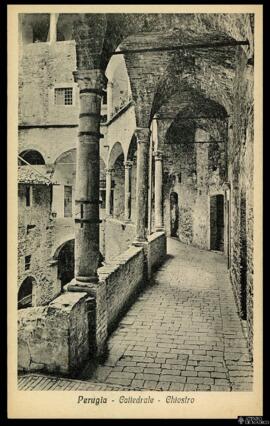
top-left (18, 238), bottom-right (253, 391)
top-left (18, 373), bottom-right (141, 391)
top-left (78, 238), bottom-right (253, 391)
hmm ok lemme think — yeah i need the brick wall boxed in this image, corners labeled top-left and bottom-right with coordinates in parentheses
top-left (18, 291), bottom-right (90, 375)
top-left (147, 232), bottom-right (167, 275)
top-left (98, 246), bottom-right (144, 330)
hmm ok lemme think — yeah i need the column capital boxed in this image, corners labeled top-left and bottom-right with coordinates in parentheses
top-left (73, 69), bottom-right (107, 93)
top-left (105, 168), bottom-right (114, 175)
top-left (153, 150), bottom-right (164, 161)
top-left (135, 127), bottom-right (151, 143)
top-left (124, 160), bottom-right (133, 169)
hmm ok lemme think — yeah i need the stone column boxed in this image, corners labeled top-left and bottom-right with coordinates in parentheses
top-left (49, 13), bottom-right (58, 43)
top-left (107, 81), bottom-right (113, 120)
top-left (72, 69), bottom-right (107, 284)
top-left (154, 150), bottom-right (164, 231)
top-left (124, 161), bottom-right (133, 222)
top-left (134, 128), bottom-right (151, 243)
top-left (105, 168), bottom-right (113, 216)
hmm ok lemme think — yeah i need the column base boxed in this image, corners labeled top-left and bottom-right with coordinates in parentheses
top-left (155, 227), bottom-right (165, 232)
top-left (65, 276), bottom-right (99, 293)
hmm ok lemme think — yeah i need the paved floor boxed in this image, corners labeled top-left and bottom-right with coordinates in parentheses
top-left (78, 238), bottom-right (253, 391)
top-left (19, 238), bottom-right (253, 391)
top-left (18, 373), bottom-right (140, 391)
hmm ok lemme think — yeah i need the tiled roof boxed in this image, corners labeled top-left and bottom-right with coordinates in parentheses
top-left (18, 165), bottom-right (54, 185)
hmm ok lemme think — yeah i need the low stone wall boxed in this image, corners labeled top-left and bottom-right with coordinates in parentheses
top-left (147, 231), bottom-right (167, 275)
top-left (18, 292), bottom-right (90, 375)
top-left (102, 217), bottom-right (136, 261)
top-left (18, 236), bottom-right (167, 375)
top-left (98, 246), bottom-right (144, 330)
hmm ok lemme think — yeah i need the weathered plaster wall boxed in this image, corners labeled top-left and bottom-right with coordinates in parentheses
top-left (102, 218), bottom-right (136, 261)
top-left (18, 291), bottom-right (90, 375)
top-left (18, 184), bottom-right (61, 306)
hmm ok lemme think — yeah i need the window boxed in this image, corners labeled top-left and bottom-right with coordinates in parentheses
top-left (25, 255), bottom-right (31, 271)
top-left (27, 224), bottom-right (36, 234)
top-left (102, 90), bottom-right (107, 105)
top-left (25, 186), bottom-right (31, 207)
top-left (54, 88), bottom-right (73, 105)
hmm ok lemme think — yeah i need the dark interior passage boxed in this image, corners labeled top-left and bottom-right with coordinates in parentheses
top-left (210, 194), bottom-right (224, 251)
top-left (58, 240), bottom-right (75, 289)
top-left (170, 191), bottom-right (179, 237)
top-left (18, 277), bottom-right (34, 309)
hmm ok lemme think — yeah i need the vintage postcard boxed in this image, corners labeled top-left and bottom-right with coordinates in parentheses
top-left (7, 4), bottom-right (263, 419)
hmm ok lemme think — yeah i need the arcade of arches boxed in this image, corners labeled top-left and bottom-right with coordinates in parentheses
top-left (17, 12), bottom-right (257, 390)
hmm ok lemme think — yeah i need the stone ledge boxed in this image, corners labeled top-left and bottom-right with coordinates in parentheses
top-left (18, 291), bottom-right (90, 375)
top-left (147, 230), bottom-right (166, 243)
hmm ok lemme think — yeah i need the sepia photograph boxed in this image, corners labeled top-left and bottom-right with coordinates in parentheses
top-left (7, 4), bottom-right (263, 419)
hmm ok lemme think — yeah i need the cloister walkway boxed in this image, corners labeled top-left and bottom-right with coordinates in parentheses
top-left (78, 238), bottom-right (253, 391)
top-left (18, 238), bottom-right (253, 391)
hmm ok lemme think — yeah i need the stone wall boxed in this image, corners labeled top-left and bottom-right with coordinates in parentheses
top-left (228, 47), bottom-right (254, 355)
top-left (18, 292), bottom-right (90, 375)
top-left (147, 232), bottom-right (167, 275)
top-left (98, 246), bottom-right (144, 330)
top-left (163, 124), bottom-right (226, 251)
top-left (19, 41), bottom-right (77, 126)
top-left (18, 184), bottom-right (61, 306)
top-left (102, 217), bottom-right (136, 261)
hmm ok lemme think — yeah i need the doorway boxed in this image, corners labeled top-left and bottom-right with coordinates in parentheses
top-left (18, 277), bottom-right (35, 309)
top-left (170, 192), bottom-right (179, 237)
top-left (210, 194), bottom-right (224, 251)
top-left (58, 239), bottom-right (75, 289)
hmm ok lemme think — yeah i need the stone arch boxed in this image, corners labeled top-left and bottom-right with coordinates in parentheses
top-left (54, 148), bottom-right (76, 165)
top-left (151, 67), bottom-right (230, 126)
top-left (126, 133), bottom-right (137, 163)
top-left (105, 53), bottom-right (132, 116)
top-left (51, 236), bottom-right (74, 261)
top-left (18, 276), bottom-right (37, 309)
top-left (108, 141), bottom-right (125, 169)
top-left (19, 149), bottom-right (46, 165)
top-left (54, 148), bottom-right (107, 170)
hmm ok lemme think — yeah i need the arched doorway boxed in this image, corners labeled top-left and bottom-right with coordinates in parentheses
top-left (108, 142), bottom-right (125, 220)
top-left (170, 192), bottom-right (179, 237)
top-left (210, 194), bottom-right (224, 251)
top-left (57, 240), bottom-right (75, 289)
top-left (18, 277), bottom-right (35, 309)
